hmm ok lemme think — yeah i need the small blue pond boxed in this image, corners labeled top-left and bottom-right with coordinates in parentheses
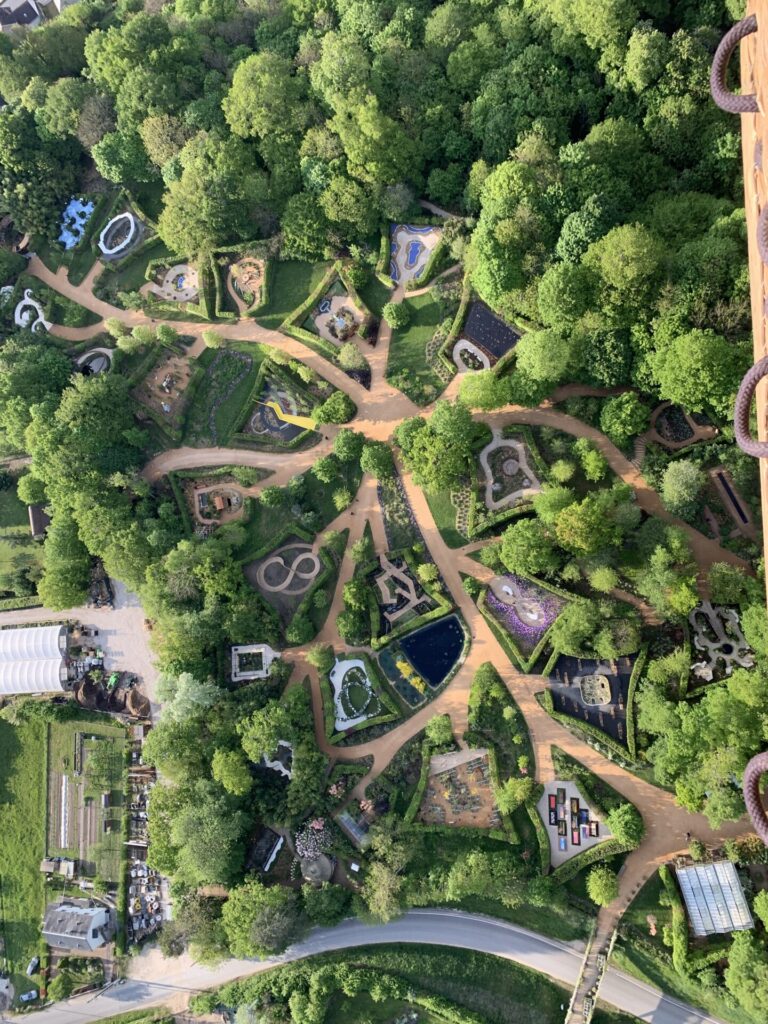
top-left (58, 197), bottom-right (95, 250)
top-left (405, 239), bottom-right (424, 269)
top-left (399, 614), bottom-right (464, 688)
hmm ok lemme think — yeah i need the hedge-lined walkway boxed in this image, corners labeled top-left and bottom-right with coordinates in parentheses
top-left (23, 247), bottom-right (755, 955)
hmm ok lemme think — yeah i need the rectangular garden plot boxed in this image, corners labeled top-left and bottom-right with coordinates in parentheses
top-left (418, 749), bottom-right (501, 830)
top-left (547, 654), bottom-right (638, 748)
top-left (132, 348), bottom-right (194, 438)
top-left (449, 299), bottom-right (520, 373)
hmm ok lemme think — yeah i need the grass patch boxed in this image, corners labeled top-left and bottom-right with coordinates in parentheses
top-left (95, 239), bottom-right (174, 307)
top-left (358, 274), bottom-right (392, 318)
top-left (0, 717), bottom-right (48, 999)
top-left (130, 180), bottom-right (165, 223)
top-left (386, 291), bottom-right (447, 406)
top-left (255, 260), bottom-right (330, 329)
top-left (424, 486), bottom-right (466, 548)
top-left (456, 895), bottom-right (591, 942)
top-left (0, 475), bottom-right (45, 588)
top-left (611, 945), bottom-right (756, 1024)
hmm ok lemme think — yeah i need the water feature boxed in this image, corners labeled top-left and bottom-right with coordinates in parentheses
top-left (58, 197), bottom-right (95, 250)
top-left (399, 614), bottom-right (464, 688)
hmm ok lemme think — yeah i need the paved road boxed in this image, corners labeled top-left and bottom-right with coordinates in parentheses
top-left (20, 910), bottom-right (726, 1024)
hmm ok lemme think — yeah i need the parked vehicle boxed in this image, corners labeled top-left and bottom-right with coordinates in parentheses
top-left (25, 958), bottom-right (39, 977)
top-left (19, 990), bottom-right (38, 1003)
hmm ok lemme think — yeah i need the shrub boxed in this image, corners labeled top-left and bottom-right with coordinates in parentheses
top-left (382, 300), bottom-right (410, 328)
top-left (586, 865), bottom-right (619, 906)
top-left (315, 391), bottom-right (357, 424)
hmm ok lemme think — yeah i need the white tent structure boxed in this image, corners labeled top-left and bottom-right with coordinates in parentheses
top-left (0, 625), bottom-right (68, 695)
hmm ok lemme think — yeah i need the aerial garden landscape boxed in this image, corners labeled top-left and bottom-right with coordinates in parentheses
top-left (0, 2), bottom-right (767, 1024)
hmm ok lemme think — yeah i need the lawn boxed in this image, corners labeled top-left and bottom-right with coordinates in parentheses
top-left (0, 473), bottom-right (45, 587)
top-left (255, 260), bottom-right (330, 329)
top-left (0, 717), bottom-right (48, 1000)
top-left (209, 944), bottom-right (641, 1024)
top-left (611, 945), bottom-right (757, 1024)
top-left (424, 486), bottom-right (466, 548)
top-left (182, 343), bottom-right (268, 447)
top-left (358, 274), bottom-right (392, 318)
top-left (386, 291), bottom-right (447, 405)
top-left (93, 239), bottom-right (174, 308)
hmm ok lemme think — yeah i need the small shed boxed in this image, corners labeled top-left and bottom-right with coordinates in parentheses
top-left (28, 504), bottom-right (50, 540)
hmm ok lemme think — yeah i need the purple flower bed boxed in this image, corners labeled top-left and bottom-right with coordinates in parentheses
top-left (486, 574), bottom-right (566, 656)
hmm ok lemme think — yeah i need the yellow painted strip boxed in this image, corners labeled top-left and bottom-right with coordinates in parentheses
top-left (261, 400), bottom-right (316, 430)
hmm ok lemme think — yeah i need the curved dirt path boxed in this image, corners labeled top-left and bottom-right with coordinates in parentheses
top-left (29, 249), bottom-right (758, 951)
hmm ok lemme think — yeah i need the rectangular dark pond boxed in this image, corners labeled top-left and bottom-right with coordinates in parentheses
top-left (464, 301), bottom-right (520, 359)
top-left (399, 614), bottom-right (464, 688)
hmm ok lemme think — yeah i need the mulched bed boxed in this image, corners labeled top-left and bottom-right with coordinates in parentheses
top-left (463, 300), bottom-right (520, 359)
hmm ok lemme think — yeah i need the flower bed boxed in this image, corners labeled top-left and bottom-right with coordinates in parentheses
top-left (485, 574), bottom-right (567, 658)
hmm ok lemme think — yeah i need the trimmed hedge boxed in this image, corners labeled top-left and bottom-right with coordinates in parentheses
top-left (625, 646), bottom-right (648, 760)
top-left (403, 822), bottom-right (509, 843)
top-left (526, 800), bottom-right (551, 875)
top-left (0, 595), bottom-right (43, 611)
top-left (659, 864), bottom-right (689, 975)
top-left (168, 472), bottom-right (194, 537)
top-left (375, 224), bottom-right (391, 285)
top-left (536, 690), bottom-right (635, 765)
top-left (209, 253), bottom-right (237, 322)
top-left (404, 739), bottom-right (431, 824)
top-left (550, 836), bottom-right (635, 883)
top-left (404, 235), bottom-right (450, 291)
top-left (436, 272), bottom-right (471, 375)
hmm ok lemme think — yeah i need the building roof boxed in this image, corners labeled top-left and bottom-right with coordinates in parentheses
top-left (28, 504), bottom-right (50, 539)
top-left (0, 0), bottom-right (41, 26)
top-left (0, 624), bottom-right (67, 695)
top-left (42, 899), bottom-right (109, 951)
top-left (676, 861), bottom-right (754, 936)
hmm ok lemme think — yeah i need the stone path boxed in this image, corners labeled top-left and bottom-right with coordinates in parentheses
top-left (22, 248), bottom-right (758, 968)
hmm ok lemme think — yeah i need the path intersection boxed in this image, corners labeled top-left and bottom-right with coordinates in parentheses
top-left (24, 252), bottom-right (754, 983)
